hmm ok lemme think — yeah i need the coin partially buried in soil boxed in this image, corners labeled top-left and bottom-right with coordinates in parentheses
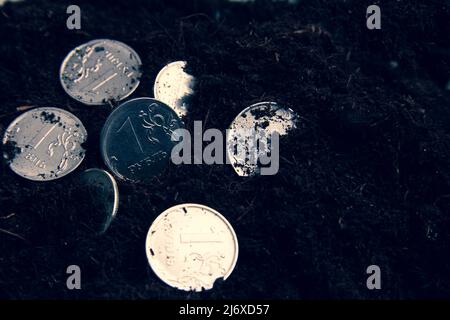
top-left (2, 107), bottom-right (87, 181)
top-left (75, 168), bottom-right (119, 234)
top-left (145, 204), bottom-right (239, 292)
top-left (154, 61), bottom-right (195, 118)
top-left (226, 101), bottom-right (298, 176)
top-left (100, 97), bottom-right (183, 182)
top-left (60, 39), bottom-right (142, 105)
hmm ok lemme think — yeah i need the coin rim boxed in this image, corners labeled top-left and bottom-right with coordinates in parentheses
top-left (145, 203), bottom-right (239, 291)
top-left (153, 60), bottom-right (191, 117)
top-left (2, 107), bottom-right (88, 181)
top-left (226, 101), bottom-right (298, 177)
top-left (82, 168), bottom-right (119, 232)
top-left (100, 97), bottom-right (183, 182)
top-left (60, 39), bottom-right (143, 106)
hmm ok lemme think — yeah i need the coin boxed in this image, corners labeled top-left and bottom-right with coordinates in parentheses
top-left (145, 203), bottom-right (239, 292)
top-left (100, 97), bottom-right (183, 182)
top-left (60, 39), bottom-right (142, 105)
top-left (154, 61), bottom-right (195, 118)
top-left (78, 168), bottom-right (119, 234)
top-left (2, 107), bottom-right (87, 181)
top-left (226, 101), bottom-right (298, 176)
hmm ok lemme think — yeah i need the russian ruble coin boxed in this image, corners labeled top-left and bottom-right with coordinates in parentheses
top-left (2, 107), bottom-right (87, 181)
top-left (100, 97), bottom-right (183, 182)
top-left (60, 39), bottom-right (142, 105)
top-left (226, 101), bottom-right (298, 176)
top-left (145, 204), bottom-right (239, 292)
top-left (77, 168), bottom-right (119, 234)
top-left (154, 61), bottom-right (194, 118)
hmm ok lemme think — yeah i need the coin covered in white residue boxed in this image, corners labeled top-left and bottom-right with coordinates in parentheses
top-left (226, 101), bottom-right (298, 176)
top-left (2, 107), bottom-right (87, 181)
top-left (60, 39), bottom-right (142, 105)
top-left (154, 61), bottom-right (195, 118)
top-left (145, 204), bottom-right (239, 292)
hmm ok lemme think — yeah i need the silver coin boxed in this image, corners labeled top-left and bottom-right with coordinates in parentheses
top-left (226, 101), bottom-right (298, 176)
top-left (100, 97), bottom-right (183, 182)
top-left (60, 39), bottom-right (142, 105)
top-left (145, 203), bottom-right (239, 292)
top-left (154, 61), bottom-right (195, 118)
top-left (2, 107), bottom-right (87, 181)
top-left (78, 168), bottom-right (119, 234)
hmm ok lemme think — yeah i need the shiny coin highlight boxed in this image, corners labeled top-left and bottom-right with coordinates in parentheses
top-left (146, 204), bottom-right (239, 292)
top-left (2, 107), bottom-right (87, 181)
top-left (60, 39), bottom-right (142, 105)
top-left (100, 97), bottom-right (183, 182)
top-left (154, 61), bottom-right (195, 118)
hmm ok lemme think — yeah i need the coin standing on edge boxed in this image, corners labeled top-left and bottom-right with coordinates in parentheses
top-left (100, 97), bottom-right (183, 182)
top-left (154, 61), bottom-right (195, 118)
top-left (226, 101), bottom-right (298, 176)
top-left (78, 168), bottom-right (119, 234)
top-left (60, 39), bottom-right (142, 105)
top-left (2, 107), bottom-right (87, 181)
top-left (145, 204), bottom-right (239, 292)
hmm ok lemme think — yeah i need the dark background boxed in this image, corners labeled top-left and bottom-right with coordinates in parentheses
top-left (0, 0), bottom-right (449, 299)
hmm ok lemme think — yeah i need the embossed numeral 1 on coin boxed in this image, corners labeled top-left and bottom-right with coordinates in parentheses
top-left (100, 98), bottom-right (183, 182)
top-left (117, 116), bottom-right (144, 153)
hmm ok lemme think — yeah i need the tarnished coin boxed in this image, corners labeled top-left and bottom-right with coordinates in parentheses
top-left (226, 101), bottom-right (298, 176)
top-left (154, 61), bottom-right (195, 118)
top-left (2, 107), bottom-right (87, 181)
top-left (100, 97), bottom-right (183, 182)
top-left (60, 39), bottom-right (142, 105)
top-left (78, 168), bottom-right (119, 234)
top-left (145, 204), bottom-right (239, 292)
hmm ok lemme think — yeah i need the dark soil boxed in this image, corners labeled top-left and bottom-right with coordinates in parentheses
top-left (0, 0), bottom-right (449, 299)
